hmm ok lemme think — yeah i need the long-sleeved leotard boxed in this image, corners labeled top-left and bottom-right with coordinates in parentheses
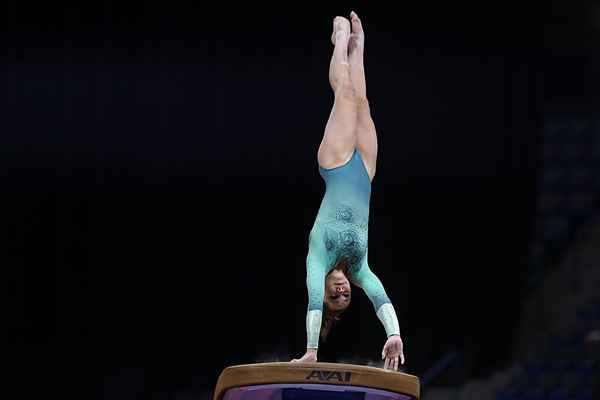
top-left (305, 148), bottom-right (400, 349)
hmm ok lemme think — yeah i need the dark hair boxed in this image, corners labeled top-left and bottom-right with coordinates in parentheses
top-left (320, 260), bottom-right (352, 342)
top-left (320, 305), bottom-right (345, 342)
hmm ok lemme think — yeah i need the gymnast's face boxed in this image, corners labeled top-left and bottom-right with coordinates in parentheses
top-left (324, 269), bottom-right (351, 312)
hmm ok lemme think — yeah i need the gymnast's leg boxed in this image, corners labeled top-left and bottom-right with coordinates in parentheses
top-left (317, 16), bottom-right (358, 170)
top-left (348, 11), bottom-right (378, 181)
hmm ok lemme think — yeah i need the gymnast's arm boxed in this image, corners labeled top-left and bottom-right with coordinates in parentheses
top-left (349, 257), bottom-right (401, 339)
top-left (350, 256), bottom-right (405, 369)
top-left (291, 246), bottom-right (327, 362)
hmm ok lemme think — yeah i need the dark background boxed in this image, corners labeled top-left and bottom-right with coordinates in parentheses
top-left (3, 1), bottom-right (599, 398)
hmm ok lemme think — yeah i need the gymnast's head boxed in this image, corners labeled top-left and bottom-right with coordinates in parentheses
top-left (321, 261), bottom-right (352, 340)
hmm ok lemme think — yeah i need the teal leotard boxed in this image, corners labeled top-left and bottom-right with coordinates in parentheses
top-left (305, 148), bottom-right (400, 349)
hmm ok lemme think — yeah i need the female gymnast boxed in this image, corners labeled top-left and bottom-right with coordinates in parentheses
top-left (290, 12), bottom-right (405, 371)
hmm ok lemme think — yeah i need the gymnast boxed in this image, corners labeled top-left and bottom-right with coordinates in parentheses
top-left (290, 12), bottom-right (405, 371)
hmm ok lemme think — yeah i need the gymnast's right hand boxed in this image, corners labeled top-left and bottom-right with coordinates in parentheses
top-left (291, 348), bottom-right (318, 363)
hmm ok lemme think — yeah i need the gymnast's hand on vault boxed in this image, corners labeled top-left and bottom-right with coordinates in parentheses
top-left (382, 335), bottom-right (405, 371)
top-left (291, 349), bottom-right (317, 363)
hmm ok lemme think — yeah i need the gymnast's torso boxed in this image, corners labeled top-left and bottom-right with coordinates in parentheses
top-left (303, 147), bottom-right (395, 351)
top-left (309, 148), bottom-right (372, 276)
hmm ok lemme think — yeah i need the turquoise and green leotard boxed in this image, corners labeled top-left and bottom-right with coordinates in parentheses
top-left (305, 148), bottom-right (400, 349)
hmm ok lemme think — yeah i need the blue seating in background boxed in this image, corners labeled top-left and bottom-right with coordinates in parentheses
top-left (547, 387), bottom-right (569, 400)
top-left (496, 387), bottom-right (523, 400)
top-left (495, 301), bottom-right (600, 400)
top-left (520, 388), bottom-right (545, 400)
top-left (527, 114), bottom-right (600, 293)
top-left (576, 303), bottom-right (600, 322)
top-left (572, 388), bottom-right (594, 400)
top-left (497, 113), bottom-right (600, 400)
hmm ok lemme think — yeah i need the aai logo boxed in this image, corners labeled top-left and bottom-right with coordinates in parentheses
top-left (305, 370), bottom-right (352, 382)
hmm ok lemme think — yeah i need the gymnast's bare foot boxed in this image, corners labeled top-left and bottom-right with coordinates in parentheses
top-left (329, 16), bottom-right (351, 92)
top-left (348, 11), bottom-right (365, 61)
top-left (331, 16), bottom-right (351, 46)
top-left (348, 11), bottom-right (367, 100)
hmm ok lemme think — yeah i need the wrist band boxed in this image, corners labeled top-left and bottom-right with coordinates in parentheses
top-left (376, 303), bottom-right (400, 337)
top-left (306, 310), bottom-right (322, 349)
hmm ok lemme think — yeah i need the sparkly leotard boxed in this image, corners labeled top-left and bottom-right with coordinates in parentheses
top-left (305, 148), bottom-right (400, 349)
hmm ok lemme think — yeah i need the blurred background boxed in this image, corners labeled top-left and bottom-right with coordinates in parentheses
top-left (3, 1), bottom-right (600, 399)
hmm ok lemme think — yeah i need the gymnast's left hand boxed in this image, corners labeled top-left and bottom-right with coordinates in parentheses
top-left (381, 334), bottom-right (405, 371)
